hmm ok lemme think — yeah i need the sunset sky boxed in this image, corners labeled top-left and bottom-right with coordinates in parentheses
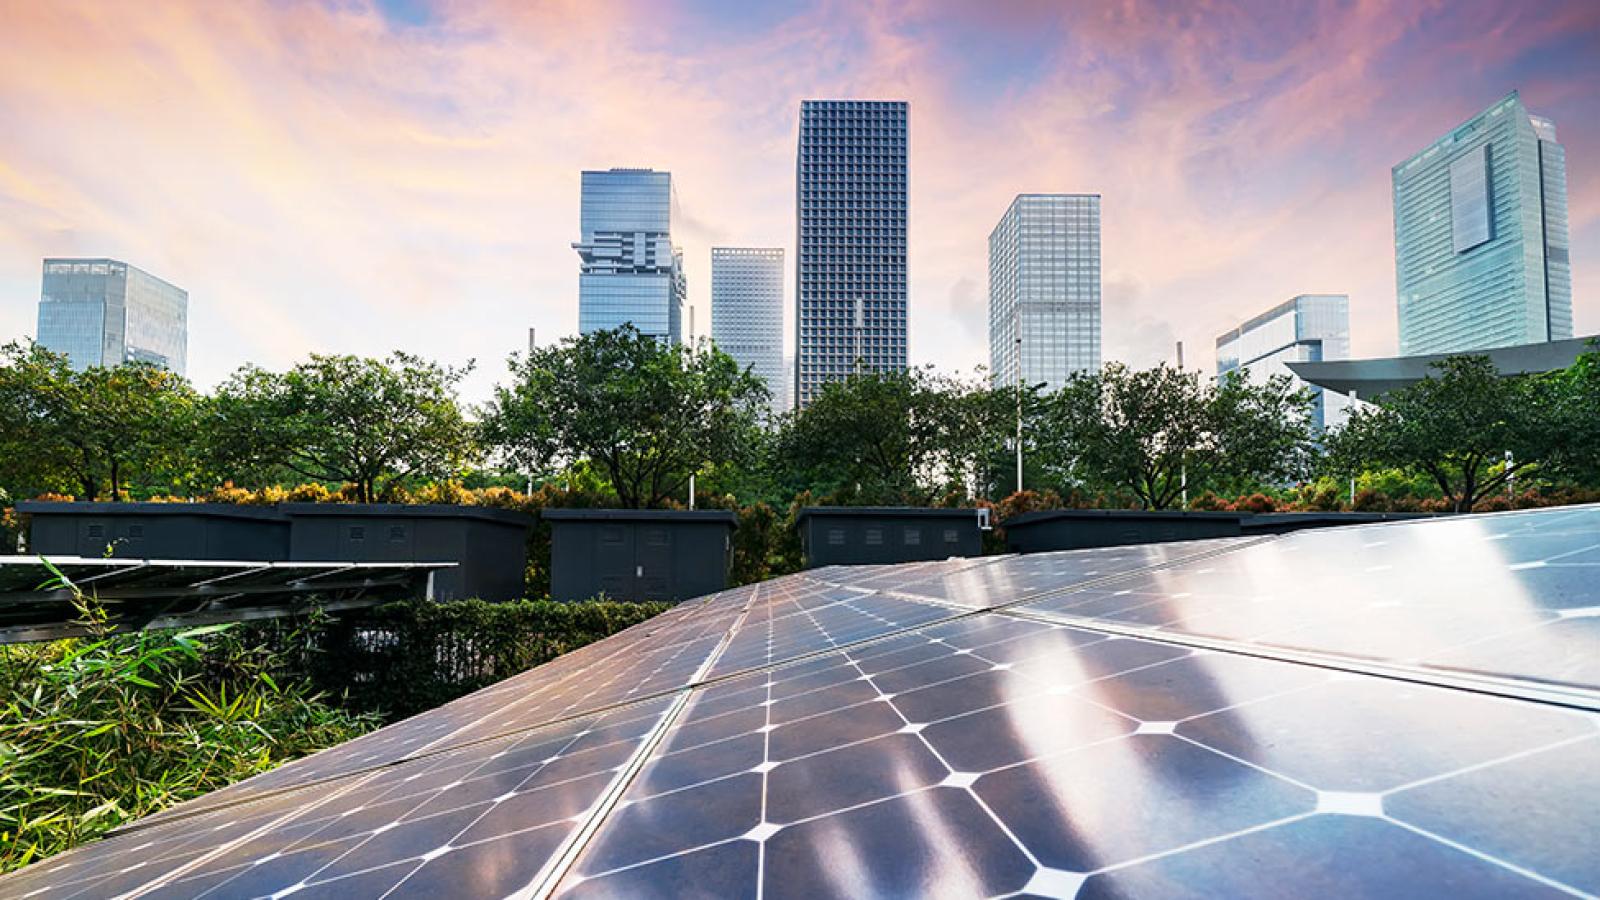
top-left (1, 0), bottom-right (1596, 400)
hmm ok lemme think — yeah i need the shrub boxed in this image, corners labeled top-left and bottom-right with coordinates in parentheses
top-left (1233, 493), bottom-right (1277, 514)
top-left (1351, 488), bottom-right (1390, 512)
top-left (0, 587), bottom-right (376, 874)
top-left (1187, 492), bottom-right (1229, 511)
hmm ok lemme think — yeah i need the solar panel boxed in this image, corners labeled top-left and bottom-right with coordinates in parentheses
top-left (552, 613), bottom-right (1597, 897)
top-left (1009, 505), bottom-right (1600, 704)
top-left (3, 505), bottom-right (1597, 898)
top-left (0, 557), bottom-right (454, 643)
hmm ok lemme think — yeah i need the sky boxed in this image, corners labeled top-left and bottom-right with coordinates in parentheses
top-left (1, 0), bottom-right (1597, 402)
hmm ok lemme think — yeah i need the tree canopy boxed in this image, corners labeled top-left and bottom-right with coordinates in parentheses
top-left (0, 341), bottom-right (196, 501)
top-left (1324, 355), bottom-right (1567, 512)
top-left (478, 326), bottom-right (768, 508)
top-left (1036, 362), bottom-right (1315, 509)
top-left (202, 352), bottom-right (479, 503)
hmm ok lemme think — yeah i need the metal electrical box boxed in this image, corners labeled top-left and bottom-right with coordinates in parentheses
top-left (796, 507), bottom-right (984, 568)
top-left (543, 509), bottom-right (738, 603)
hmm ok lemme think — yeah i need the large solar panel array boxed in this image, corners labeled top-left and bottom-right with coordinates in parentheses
top-left (3, 505), bottom-right (1598, 898)
top-left (0, 558), bottom-right (454, 643)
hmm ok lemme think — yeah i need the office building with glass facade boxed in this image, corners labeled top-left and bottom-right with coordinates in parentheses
top-left (36, 258), bottom-right (188, 375)
top-left (795, 100), bottom-right (908, 408)
top-left (1216, 294), bottom-right (1352, 432)
top-left (574, 168), bottom-right (686, 344)
top-left (988, 194), bottom-right (1102, 391)
top-left (711, 247), bottom-right (786, 416)
top-left (1393, 91), bottom-right (1571, 355)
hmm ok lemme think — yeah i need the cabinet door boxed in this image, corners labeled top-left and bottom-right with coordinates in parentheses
top-left (636, 526), bottom-right (674, 601)
top-left (596, 524), bottom-right (636, 600)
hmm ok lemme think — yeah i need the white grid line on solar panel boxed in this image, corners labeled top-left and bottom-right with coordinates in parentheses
top-left (704, 538), bottom-right (1281, 685)
top-left (867, 538), bottom-right (1261, 609)
top-left (549, 609), bottom-right (1600, 899)
top-left (123, 582), bottom-right (761, 832)
top-left (3, 696), bottom-right (680, 900)
top-left (504, 580), bottom-right (771, 900)
top-left (1008, 504), bottom-right (1600, 702)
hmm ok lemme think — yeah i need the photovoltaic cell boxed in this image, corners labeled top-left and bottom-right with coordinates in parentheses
top-left (554, 614), bottom-right (1599, 898)
top-left (1012, 505), bottom-right (1600, 699)
top-left (4, 505), bottom-right (1598, 899)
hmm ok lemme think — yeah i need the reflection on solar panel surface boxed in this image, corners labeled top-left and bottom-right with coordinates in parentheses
top-left (4, 505), bottom-right (1598, 898)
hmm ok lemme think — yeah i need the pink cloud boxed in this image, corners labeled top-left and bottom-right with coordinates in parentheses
top-left (0, 0), bottom-right (1594, 399)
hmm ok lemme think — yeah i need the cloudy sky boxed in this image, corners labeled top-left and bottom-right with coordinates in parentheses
top-left (1, 0), bottom-right (1597, 400)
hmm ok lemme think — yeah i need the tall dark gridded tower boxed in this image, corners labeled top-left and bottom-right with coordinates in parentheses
top-left (795, 100), bottom-right (908, 409)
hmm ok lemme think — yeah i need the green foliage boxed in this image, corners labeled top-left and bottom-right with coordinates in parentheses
top-left (0, 341), bottom-right (198, 501)
top-left (1551, 341), bottom-right (1600, 485)
top-left (1036, 363), bottom-right (1315, 509)
top-left (773, 367), bottom-right (1028, 504)
top-left (281, 598), bottom-right (668, 721)
top-left (1324, 356), bottom-right (1565, 513)
top-left (202, 352), bottom-right (479, 503)
top-left (0, 587), bottom-right (376, 873)
top-left (0, 587), bottom-right (665, 874)
top-left (479, 327), bottom-right (768, 509)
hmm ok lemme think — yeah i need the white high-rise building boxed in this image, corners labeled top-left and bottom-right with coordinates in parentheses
top-left (574, 168), bottom-right (685, 344)
top-left (711, 247), bottom-right (786, 417)
top-left (988, 194), bottom-right (1101, 392)
top-left (37, 258), bottom-right (188, 375)
top-left (1216, 294), bottom-right (1353, 432)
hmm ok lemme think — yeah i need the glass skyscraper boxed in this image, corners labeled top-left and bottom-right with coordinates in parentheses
top-left (574, 168), bottom-right (685, 344)
top-left (988, 194), bottom-right (1102, 391)
top-left (1393, 91), bottom-right (1571, 355)
top-left (795, 100), bottom-right (908, 408)
top-left (1216, 294), bottom-right (1352, 432)
top-left (36, 258), bottom-right (188, 376)
top-left (711, 247), bottom-right (786, 416)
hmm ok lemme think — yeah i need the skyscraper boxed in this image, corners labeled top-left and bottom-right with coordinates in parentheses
top-left (574, 168), bottom-right (686, 344)
top-left (36, 258), bottom-right (188, 376)
top-left (795, 100), bottom-right (908, 408)
top-left (1216, 294), bottom-right (1352, 432)
top-left (711, 247), bottom-right (786, 416)
top-left (1393, 91), bottom-right (1571, 356)
top-left (988, 194), bottom-right (1102, 391)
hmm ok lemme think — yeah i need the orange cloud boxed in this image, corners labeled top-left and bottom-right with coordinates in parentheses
top-left (0, 0), bottom-right (1594, 398)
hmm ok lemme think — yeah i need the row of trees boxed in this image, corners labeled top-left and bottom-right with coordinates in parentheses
top-left (3, 330), bottom-right (1599, 513)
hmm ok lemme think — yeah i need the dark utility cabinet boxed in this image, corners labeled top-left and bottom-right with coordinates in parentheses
top-left (1003, 509), bottom-right (1437, 553)
top-left (17, 502), bottom-right (291, 561)
top-left (543, 509), bottom-right (737, 603)
top-left (797, 507), bottom-right (984, 568)
top-left (1003, 510), bottom-right (1244, 553)
top-left (280, 504), bottom-right (531, 602)
top-left (18, 501), bottom-right (533, 602)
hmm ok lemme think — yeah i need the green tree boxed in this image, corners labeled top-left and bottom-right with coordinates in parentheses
top-left (1038, 362), bottom-right (1314, 509)
top-left (203, 353), bottom-right (479, 502)
top-left (0, 341), bottom-right (196, 501)
top-left (773, 367), bottom-right (957, 504)
top-left (1551, 341), bottom-right (1600, 486)
top-left (479, 327), bottom-right (767, 509)
top-left (1324, 355), bottom-right (1564, 513)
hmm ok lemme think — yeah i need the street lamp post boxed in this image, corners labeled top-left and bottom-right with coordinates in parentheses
top-left (1014, 309), bottom-right (1023, 495)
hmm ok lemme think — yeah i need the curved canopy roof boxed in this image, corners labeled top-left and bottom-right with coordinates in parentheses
top-left (4, 505), bottom-right (1599, 898)
top-left (1287, 333), bottom-right (1598, 399)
